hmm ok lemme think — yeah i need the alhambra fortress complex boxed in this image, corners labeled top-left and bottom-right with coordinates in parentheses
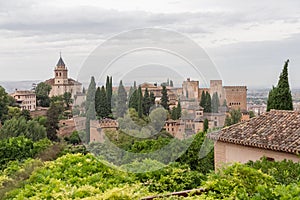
top-left (11, 55), bottom-right (248, 140)
top-left (10, 55), bottom-right (300, 165)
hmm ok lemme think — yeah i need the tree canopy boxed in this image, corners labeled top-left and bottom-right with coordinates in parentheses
top-left (267, 60), bottom-right (293, 111)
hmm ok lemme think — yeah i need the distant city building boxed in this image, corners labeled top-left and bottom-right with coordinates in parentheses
top-left (45, 54), bottom-right (82, 98)
top-left (10, 89), bottom-right (36, 111)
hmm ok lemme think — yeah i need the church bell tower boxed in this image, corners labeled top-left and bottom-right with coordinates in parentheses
top-left (54, 53), bottom-right (68, 85)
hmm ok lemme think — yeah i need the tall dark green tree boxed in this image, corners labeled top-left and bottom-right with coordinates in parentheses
top-left (176, 99), bottom-right (181, 119)
top-left (63, 92), bottom-right (73, 108)
top-left (225, 109), bottom-right (242, 126)
top-left (129, 89), bottom-right (138, 112)
top-left (35, 82), bottom-right (52, 107)
top-left (171, 106), bottom-right (177, 120)
top-left (203, 118), bottom-right (209, 133)
top-left (150, 91), bottom-right (155, 107)
top-left (161, 85), bottom-right (169, 110)
top-left (267, 60), bottom-right (293, 111)
top-left (0, 86), bottom-right (9, 123)
top-left (211, 92), bottom-right (220, 113)
top-left (116, 80), bottom-right (127, 118)
top-left (105, 76), bottom-right (113, 114)
top-left (46, 102), bottom-right (63, 141)
top-left (142, 88), bottom-right (151, 116)
top-left (97, 86), bottom-right (109, 118)
top-left (128, 86), bottom-right (134, 100)
top-left (85, 76), bottom-right (96, 112)
top-left (137, 86), bottom-right (143, 118)
top-left (95, 87), bottom-right (101, 117)
top-left (85, 76), bottom-right (96, 143)
top-left (204, 92), bottom-right (212, 112)
top-left (200, 91), bottom-right (206, 109)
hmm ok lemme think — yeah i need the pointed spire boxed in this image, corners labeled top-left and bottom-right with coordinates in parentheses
top-left (56, 52), bottom-right (65, 67)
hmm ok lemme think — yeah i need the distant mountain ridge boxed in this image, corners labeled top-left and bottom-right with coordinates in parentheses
top-left (0, 80), bottom-right (41, 93)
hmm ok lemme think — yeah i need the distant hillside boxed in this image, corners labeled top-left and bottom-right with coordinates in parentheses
top-left (0, 80), bottom-right (41, 93)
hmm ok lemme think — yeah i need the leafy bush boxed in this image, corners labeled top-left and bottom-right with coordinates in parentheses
top-left (0, 117), bottom-right (46, 141)
top-left (199, 163), bottom-right (276, 199)
top-left (247, 157), bottom-right (300, 185)
top-left (5, 154), bottom-right (135, 199)
top-left (0, 137), bottom-right (51, 170)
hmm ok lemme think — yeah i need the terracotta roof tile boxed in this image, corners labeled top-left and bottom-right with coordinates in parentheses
top-left (208, 110), bottom-right (300, 155)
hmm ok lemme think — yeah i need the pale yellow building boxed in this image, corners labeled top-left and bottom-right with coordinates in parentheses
top-left (10, 90), bottom-right (36, 111)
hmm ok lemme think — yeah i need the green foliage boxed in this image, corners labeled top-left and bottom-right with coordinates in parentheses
top-left (176, 132), bottom-right (214, 174)
top-left (20, 109), bottom-right (32, 121)
top-left (200, 91), bottom-right (212, 112)
top-left (35, 82), bottom-right (51, 107)
top-left (200, 91), bottom-right (206, 109)
top-left (105, 76), bottom-right (113, 114)
top-left (126, 161), bottom-right (205, 193)
top-left (142, 88), bottom-right (151, 116)
top-left (0, 117), bottom-right (46, 141)
top-left (46, 102), bottom-right (64, 141)
top-left (95, 86), bottom-right (110, 119)
top-left (203, 118), bottom-right (209, 133)
top-left (161, 85), bottom-right (169, 110)
top-left (5, 154), bottom-right (135, 199)
top-left (116, 80), bottom-right (127, 118)
top-left (0, 86), bottom-right (10, 122)
top-left (129, 89), bottom-right (138, 112)
top-left (170, 100), bottom-right (181, 120)
top-left (211, 92), bottom-right (220, 113)
top-left (267, 60), bottom-right (293, 111)
top-left (0, 137), bottom-right (50, 170)
top-left (204, 92), bottom-right (212, 112)
top-left (68, 131), bottom-right (81, 145)
top-left (63, 92), bottom-right (73, 108)
top-left (137, 86), bottom-right (143, 118)
top-left (247, 157), bottom-right (300, 185)
top-left (249, 110), bottom-right (255, 118)
top-left (200, 163), bottom-right (276, 199)
top-left (225, 109), bottom-right (242, 126)
top-left (150, 91), bottom-right (155, 106)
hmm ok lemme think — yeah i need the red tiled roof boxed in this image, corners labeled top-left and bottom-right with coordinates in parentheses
top-left (208, 110), bottom-right (300, 155)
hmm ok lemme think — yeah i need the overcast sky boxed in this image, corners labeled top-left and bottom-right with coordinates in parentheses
top-left (0, 0), bottom-right (300, 88)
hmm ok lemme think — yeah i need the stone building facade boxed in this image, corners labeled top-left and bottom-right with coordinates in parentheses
top-left (45, 55), bottom-right (82, 98)
top-left (10, 90), bottom-right (36, 111)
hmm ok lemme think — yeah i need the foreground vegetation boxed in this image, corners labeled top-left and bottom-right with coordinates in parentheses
top-left (0, 131), bottom-right (299, 199)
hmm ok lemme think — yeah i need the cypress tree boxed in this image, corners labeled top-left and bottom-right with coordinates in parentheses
top-left (98, 86), bottom-right (109, 118)
top-left (95, 87), bottom-right (101, 117)
top-left (116, 80), bottom-right (127, 118)
top-left (267, 60), bottom-right (293, 111)
top-left (171, 106), bottom-right (177, 120)
top-left (137, 86), bottom-right (143, 118)
top-left (85, 76), bottom-right (96, 143)
top-left (200, 91), bottom-right (206, 109)
top-left (105, 76), bottom-right (112, 114)
top-left (176, 99), bottom-right (181, 119)
top-left (203, 118), bottom-right (209, 133)
top-left (161, 85), bottom-right (169, 110)
top-left (129, 89), bottom-right (138, 111)
top-left (150, 91), bottom-right (155, 106)
top-left (142, 88), bottom-right (151, 115)
top-left (211, 92), bottom-right (220, 113)
top-left (204, 92), bottom-right (212, 112)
